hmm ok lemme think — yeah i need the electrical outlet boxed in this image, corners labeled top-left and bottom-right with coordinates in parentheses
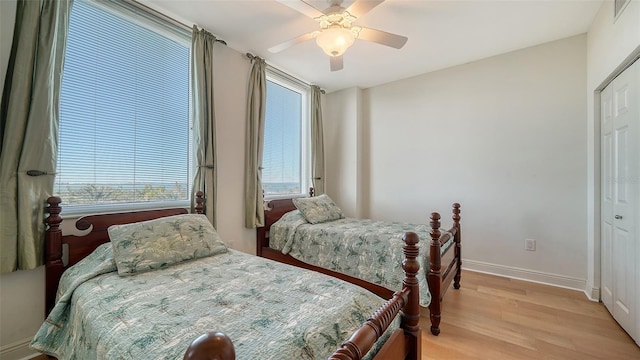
top-left (525, 239), bottom-right (536, 251)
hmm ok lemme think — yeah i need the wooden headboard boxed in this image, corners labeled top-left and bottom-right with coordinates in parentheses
top-left (256, 187), bottom-right (315, 256)
top-left (256, 198), bottom-right (297, 256)
top-left (43, 192), bottom-right (205, 315)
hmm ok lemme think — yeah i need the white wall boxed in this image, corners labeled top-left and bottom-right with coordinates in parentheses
top-left (324, 87), bottom-right (363, 217)
top-left (211, 45), bottom-right (256, 255)
top-left (0, 2), bottom-right (255, 358)
top-left (325, 35), bottom-right (589, 289)
top-left (585, 0), bottom-right (640, 301)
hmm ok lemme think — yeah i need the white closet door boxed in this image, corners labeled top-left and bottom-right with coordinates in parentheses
top-left (601, 84), bottom-right (614, 312)
top-left (601, 59), bottom-right (639, 344)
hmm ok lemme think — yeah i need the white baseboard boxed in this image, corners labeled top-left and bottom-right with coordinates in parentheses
top-left (462, 259), bottom-right (589, 296)
top-left (0, 337), bottom-right (39, 360)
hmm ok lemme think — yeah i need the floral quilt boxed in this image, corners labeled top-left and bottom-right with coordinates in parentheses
top-left (31, 244), bottom-right (397, 360)
top-left (270, 211), bottom-right (456, 307)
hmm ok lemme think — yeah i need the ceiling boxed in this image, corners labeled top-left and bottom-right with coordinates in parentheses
top-left (141, 0), bottom-right (604, 93)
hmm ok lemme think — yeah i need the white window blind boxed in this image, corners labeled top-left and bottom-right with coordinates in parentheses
top-left (56, 0), bottom-right (192, 213)
top-left (263, 70), bottom-right (310, 197)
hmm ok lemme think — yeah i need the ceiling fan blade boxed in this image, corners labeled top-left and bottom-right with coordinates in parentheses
top-left (276, 0), bottom-right (324, 18)
top-left (268, 32), bottom-right (316, 53)
top-left (345, 0), bottom-right (385, 18)
top-left (358, 27), bottom-right (408, 49)
top-left (330, 55), bottom-right (343, 72)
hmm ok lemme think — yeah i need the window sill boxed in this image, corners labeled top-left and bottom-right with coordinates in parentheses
top-left (57, 200), bottom-right (191, 217)
top-left (263, 193), bottom-right (307, 202)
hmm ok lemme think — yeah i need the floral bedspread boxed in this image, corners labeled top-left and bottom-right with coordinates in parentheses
top-left (270, 211), bottom-right (456, 307)
top-left (31, 244), bottom-right (397, 360)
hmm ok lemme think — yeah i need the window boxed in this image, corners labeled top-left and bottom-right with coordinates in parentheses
top-left (55, 0), bottom-right (192, 214)
top-left (263, 68), bottom-right (310, 198)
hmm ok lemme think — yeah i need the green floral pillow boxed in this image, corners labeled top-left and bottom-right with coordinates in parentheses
top-left (292, 194), bottom-right (345, 224)
top-left (108, 214), bottom-right (227, 276)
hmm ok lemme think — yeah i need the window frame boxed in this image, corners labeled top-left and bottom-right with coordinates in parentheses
top-left (614, 0), bottom-right (631, 22)
top-left (263, 67), bottom-right (312, 201)
top-left (55, 0), bottom-right (194, 216)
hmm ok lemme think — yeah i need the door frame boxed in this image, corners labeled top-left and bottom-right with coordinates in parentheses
top-left (593, 47), bottom-right (640, 302)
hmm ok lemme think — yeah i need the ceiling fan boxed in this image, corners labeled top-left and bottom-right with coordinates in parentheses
top-left (269, 0), bottom-right (408, 71)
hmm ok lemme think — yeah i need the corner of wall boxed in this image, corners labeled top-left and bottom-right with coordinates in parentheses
top-left (355, 87), bottom-right (368, 219)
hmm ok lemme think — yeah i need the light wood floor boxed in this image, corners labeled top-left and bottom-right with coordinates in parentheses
top-left (421, 270), bottom-right (640, 359)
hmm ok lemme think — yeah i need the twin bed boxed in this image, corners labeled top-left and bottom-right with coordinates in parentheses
top-left (257, 191), bottom-right (462, 336)
top-left (34, 192), bottom-right (423, 359)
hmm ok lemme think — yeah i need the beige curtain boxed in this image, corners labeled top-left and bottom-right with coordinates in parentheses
top-left (0, 0), bottom-right (73, 273)
top-left (310, 85), bottom-right (325, 195)
top-left (244, 56), bottom-right (266, 228)
top-left (190, 26), bottom-right (217, 228)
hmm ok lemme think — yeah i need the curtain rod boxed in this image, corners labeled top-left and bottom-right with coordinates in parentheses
top-left (193, 26), bottom-right (228, 46)
top-left (247, 53), bottom-right (325, 94)
top-left (128, 0), bottom-right (227, 45)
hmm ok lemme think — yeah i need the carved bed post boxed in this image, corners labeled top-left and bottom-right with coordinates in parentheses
top-left (329, 232), bottom-right (421, 360)
top-left (256, 200), bottom-right (267, 257)
top-left (195, 191), bottom-right (204, 214)
top-left (308, 187), bottom-right (315, 197)
top-left (401, 231), bottom-right (421, 359)
top-left (428, 212), bottom-right (442, 336)
top-left (45, 196), bottom-right (64, 316)
top-left (452, 203), bottom-right (462, 289)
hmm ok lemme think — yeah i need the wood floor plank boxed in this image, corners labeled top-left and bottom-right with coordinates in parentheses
top-left (422, 270), bottom-right (640, 359)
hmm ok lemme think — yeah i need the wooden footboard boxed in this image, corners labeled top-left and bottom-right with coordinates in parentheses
top-left (257, 193), bottom-right (462, 336)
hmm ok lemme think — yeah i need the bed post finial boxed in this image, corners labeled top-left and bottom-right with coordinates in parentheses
top-left (184, 332), bottom-right (235, 360)
top-left (309, 187), bottom-right (315, 197)
top-left (195, 191), bottom-right (204, 214)
top-left (428, 212), bottom-right (442, 335)
top-left (45, 196), bottom-right (63, 228)
top-left (452, 203), bottom-right (462, 290)
top-left (452, 203), bottom-right (461, 227)
top-left (45, 196), bottom-right (64, 316)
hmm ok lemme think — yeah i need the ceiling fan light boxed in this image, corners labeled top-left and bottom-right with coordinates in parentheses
top-left (315, 26), bottom-right (356, 57)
